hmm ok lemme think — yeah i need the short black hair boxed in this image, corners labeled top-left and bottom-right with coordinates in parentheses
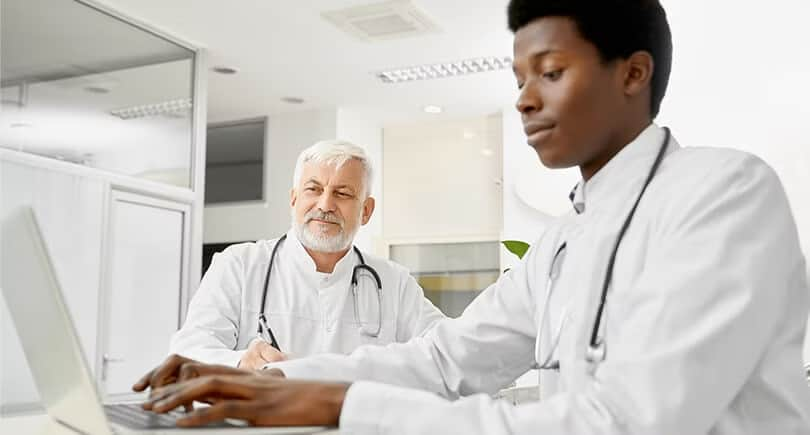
top-left (507, 0), bottom-right (672, 117)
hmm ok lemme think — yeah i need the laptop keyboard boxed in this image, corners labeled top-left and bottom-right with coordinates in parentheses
top-left (104, 403), bottom-right (190, 429)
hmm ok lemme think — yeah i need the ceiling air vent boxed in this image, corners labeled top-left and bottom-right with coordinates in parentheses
top-left (321, 0), bottom-right (440, 41)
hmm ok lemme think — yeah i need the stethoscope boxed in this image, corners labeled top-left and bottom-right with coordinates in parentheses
top-left (257, 234), bottom-right (384, 347)
top-left (537, 127), bottom-right (672, 370)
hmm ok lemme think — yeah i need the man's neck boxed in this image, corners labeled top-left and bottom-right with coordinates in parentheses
top-left (305, 247), bottom-right (351, 273)
top-left (580, 118), bottom-right (652, 181)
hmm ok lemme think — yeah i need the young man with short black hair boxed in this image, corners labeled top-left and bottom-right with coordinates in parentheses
top-left (136, 1), bottom-right (810, 433)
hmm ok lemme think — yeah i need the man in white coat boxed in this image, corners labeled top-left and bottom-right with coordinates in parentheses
top-left (136, 0), bottom-right (810, 433)
top-left (169, 140), bottom-right (445, 369)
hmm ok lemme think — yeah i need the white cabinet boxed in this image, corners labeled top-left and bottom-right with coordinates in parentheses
top-left (98, 191), bottom-right (190, 399)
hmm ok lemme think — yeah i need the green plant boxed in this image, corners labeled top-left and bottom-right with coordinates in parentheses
top-left (502, 240), bottom-right (530, 260)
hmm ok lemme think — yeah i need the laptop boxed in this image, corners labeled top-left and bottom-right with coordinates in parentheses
top-left (1, 206), bottom-right (331, 434)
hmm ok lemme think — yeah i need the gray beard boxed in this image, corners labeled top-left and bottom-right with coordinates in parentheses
top-left (292, 213), bottom-right (360, 253)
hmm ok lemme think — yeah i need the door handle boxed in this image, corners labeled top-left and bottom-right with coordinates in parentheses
top-left (103, 353), bottom-right (125, 363)
top-left (101, 354), bottom-right (125, 381)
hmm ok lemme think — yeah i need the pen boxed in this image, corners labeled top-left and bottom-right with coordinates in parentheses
top-left (257, 313), bottom-right (281, 351)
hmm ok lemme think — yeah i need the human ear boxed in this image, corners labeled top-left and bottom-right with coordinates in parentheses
top-left (360, 197), bottom-right (375, 225)
top-left (622, 50), bottom-right (654, 98)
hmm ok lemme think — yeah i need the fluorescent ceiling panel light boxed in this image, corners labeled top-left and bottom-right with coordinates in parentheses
top-left (376, 56), bottom-right (512, 83)
top-left (109, 98), bottom-right (192, 120)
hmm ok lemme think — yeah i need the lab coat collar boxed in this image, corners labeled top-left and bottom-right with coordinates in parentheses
top-left (284, 228), bottom-right (356, 278)
top-left (568, 123), bottom-right (667, 214)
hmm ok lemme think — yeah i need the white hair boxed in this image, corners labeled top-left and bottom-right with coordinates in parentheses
top-left (292, 140), bottom-right (373, 198)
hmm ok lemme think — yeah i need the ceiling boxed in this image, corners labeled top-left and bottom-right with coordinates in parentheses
top-left (5, 0), bottom-right (809, 131)
top-left (0, 0), bottom-right (191, 87)
top-left (91, 0), bottom-right (519, 126)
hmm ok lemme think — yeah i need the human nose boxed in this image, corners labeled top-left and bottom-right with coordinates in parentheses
top-left (515, 80), bottom-right (542, 115)
top-left (316, 191), bottom-right (337, 212)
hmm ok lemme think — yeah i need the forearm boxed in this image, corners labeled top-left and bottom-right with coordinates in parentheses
top-left (269, 276), bottom-right (538, 398)
top-left (339, 382), bottom-right (618, 435)
top-left (266, 338), bottom-right (451, 396)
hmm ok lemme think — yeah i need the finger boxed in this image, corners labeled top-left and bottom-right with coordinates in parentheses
top-left (142, 383), bottom-right (181, 410)
top-left (257, 343), bottom-right (286, 363)
top-left (133, 354), bottom-right (186, 391)
top-left (150, 376), bottom-right (253, 414)
top-left (133, 368), bottom-right (156, 392)
top-left (178, 363), bottom-right (201, 383)
top-left (148, 355), bottom-right (187, 389)
top-left (241, 355), bottom-right (265, 371)
top-left (261, 368), bottom-right (286, 378)
top-left (175, 401), bottom-right (257, 427)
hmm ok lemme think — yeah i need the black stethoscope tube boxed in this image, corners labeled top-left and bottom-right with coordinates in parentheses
top-left (257, 234), bottom-right (384, 342)
top-left (587, 126), bottom-right (672, 363)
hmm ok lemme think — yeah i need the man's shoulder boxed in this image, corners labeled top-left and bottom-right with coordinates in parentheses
top-left (650, 145), bottom-right (786, 227)
top-left (658, 145), bottom-right (778, 195)
top-left (216, 238), bottom-right (279, 263)
top-left (666, 146), bottom-right (772, 178)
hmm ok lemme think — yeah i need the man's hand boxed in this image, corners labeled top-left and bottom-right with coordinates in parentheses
top-left (133, 354), bottom-right (252, 393)
top-left (144, 375), bottom-right (348, 428)
top-left (238, 338), bottom-right (287, 370)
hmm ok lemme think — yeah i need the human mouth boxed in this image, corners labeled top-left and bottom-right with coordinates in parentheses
top-left (309, 218), bottom-right (338, 225)
top-left (523, 121), bottom-right (555, 145)
top-left (524, 120), bottom-right (555, 137)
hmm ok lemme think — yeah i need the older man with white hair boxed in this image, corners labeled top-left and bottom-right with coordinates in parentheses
top-left (170, 140), bottom-right (445, 369)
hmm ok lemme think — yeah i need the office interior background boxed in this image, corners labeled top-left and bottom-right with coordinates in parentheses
top-left (1, 0), bottom-right (809, 414)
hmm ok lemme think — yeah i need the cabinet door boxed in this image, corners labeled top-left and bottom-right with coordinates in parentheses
top-left (100, 191), bottom-right (189, 399)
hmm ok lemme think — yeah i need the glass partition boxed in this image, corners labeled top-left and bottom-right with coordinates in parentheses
top-left (390, 241), bottom-right (500, 318)
top-left (0, 0), bottom-right (195, 188)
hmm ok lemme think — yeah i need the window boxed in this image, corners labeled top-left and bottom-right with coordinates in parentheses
top-left (204, 118), bottom-right (266, 204)
top-left (390, 241), bottom-right (500, 317)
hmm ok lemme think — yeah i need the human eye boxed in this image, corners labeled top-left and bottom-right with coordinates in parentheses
top-left (542, 69), bottom-right (564, 81)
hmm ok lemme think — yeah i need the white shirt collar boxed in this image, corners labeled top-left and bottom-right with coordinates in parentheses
top-left (568, 123), bottom-right (668, 214)
top-left (283, 228), bottom-right (357, 277)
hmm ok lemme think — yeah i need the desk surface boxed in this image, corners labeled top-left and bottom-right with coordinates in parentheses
top-left (0, 414), bottom-right (69, 435)
top-left (0, 413), bottom-right (341, 434)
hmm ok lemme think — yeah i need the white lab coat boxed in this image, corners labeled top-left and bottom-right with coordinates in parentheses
top-left (269, 125), bottom-right (810, 434)
top-left (170, 230), bottom-right (445, 366)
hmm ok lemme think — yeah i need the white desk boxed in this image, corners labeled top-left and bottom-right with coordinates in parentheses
top-left (0, 414), bottom-right (73, 435)
top-left (0, 413), bottom-right (340, 434)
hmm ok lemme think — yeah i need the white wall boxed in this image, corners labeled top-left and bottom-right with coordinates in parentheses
top-left (499, 109), bottom-right (580, 272)
top-left (383, 115), bottom-right (503, 243)
top-left (203, 108), bottom-right (338, 243)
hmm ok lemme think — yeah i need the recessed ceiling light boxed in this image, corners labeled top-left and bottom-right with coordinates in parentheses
top-left (375, 56), bottom-right (512, 83)
top-left (423, 105), bottom-right (442, 114)
top-left (480, 148), bottom-right (494, 157)
top-left (212, 66), bottom-right (239, 75)
top-left (281, 97), bottom-right (305, 104)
